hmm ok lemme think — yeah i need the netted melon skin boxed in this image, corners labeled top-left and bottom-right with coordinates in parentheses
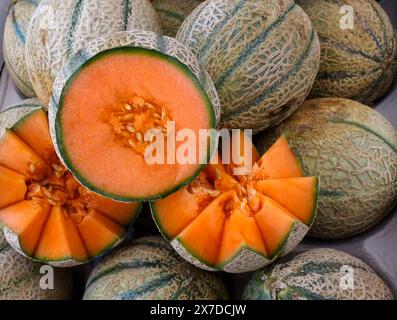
top-left (152, 0), bottom-right (204, 37)
top-left (26, 0), bottom-right (162, 105)
top-left (243, 248), bottom-right (393, 300)
top-left (84, 236), bottom-right (228, 300)
top-left (3, 0), bottom-right (40, 97)
top-left (256, 98), bottom-right (397, 239)
top-left (177, 0), bottom-right (320, 132)
top-left (297, 0), bottom-right (397, 103)
top-left (0, 230), bottom-right (73, 300)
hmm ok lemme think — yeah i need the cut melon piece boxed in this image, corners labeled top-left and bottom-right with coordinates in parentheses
top-left (217, 208), bottom-right (267, 267)
top-left (0, 166), bottom-right (27, 208)
top-left (0, 130), bottom-right (47, 180)
top-left (0, 100), bottom-right (142, 266)
top-left (74, 210), bottom-right (125, 258)
top-left (49, 31), bottom-right (220, 202)
top-left (35, 206), bottom-right (88, 262)
top-left (152, 136), bottom-right (319, 273)
top-left (13, 108), bottom-right (56, 161)
top-left (251, 136), bottom-right (302, 180)
top-left (255, 177), bottom-right (319, 225)
top-left (0, 201), bottom-right (50, 255)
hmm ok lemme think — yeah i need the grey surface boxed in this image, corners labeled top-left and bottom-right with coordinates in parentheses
top-left (0, 0), bottom-right (396, 299)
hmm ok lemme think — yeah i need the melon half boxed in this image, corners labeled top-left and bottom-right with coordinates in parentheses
top-left (151, 134), bottom-right (319, 273)
top-left (50, 31), bottom-right (220, 202)
top-left (0, 100), bottom-right (141, 266)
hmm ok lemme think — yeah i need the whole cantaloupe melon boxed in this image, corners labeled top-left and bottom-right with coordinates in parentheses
top-left (152, 0), bottom-right (204, 37)
top-left (243, 248), bottom-right (393, 300)
top-left (176, 0), bottom-right (321, 133)
top-left (3, 0), bottom-right (41, 97)
top-left (296, 0), bottom-right (397, 103)
top-left (83, 236), bottom-right (228, 300)
top-left (256, 98), bottom-right (397, 239)
top-left (0, 229), bottom-right (73, 300)
top-left (26, 0), bottom-right (162, 105)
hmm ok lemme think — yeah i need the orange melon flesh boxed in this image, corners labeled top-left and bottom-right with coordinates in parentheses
top-left (13, 109), bottom-right (56, 161)
top-left (80, 192), bottom-right (140, 226)
top-left (251, 136), bottom-right (302, 180)
top-left (60, 52), bottom-right (213, 199)
top-left (254, 195), bottom-right (298, 257)
top-left (153, 187), bottom-right (201, 240)
top-left (0, 165), bottom-right (27, 208)
top-left (176, 191), bottom-right (233, 265)
top-left (74, 209), bottom-right (125, 257)
top-left (35, 206), bottom-right (88, 261)
top-left (217, 208), bottom-right (266, 266)
top-left (255, 177), bottom-right (318, 225)
top-left (0, 130), bottom-right (47, 180)
top-left (0, 201), bottom-right (50, 255)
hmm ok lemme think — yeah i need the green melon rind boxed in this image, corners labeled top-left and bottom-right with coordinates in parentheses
top-left (256, 98), bottom-right (397, 239)
top-left (0, 229), bottom-right (73, 300)
top-left (49, 30), bottom-right (220, 202)
top-left (243, 248), bottom-right (394, 300)
top-left (296, 0), bottom-right (397, 103)
top-left (3, 0), bottom-right (40, 97)
top-left (84, 236), bottom-right (228, 300)
top-left (26, 0), bottom-right (162, 105)
top-left (176, 0), bottom-right (321, 132)
top-left (152, 0), bottom-right (204, 37)
top-left (149, 202), bottom-right (174, 241)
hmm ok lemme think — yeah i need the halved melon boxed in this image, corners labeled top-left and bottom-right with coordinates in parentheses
top-left (49, 31), bottom-right (220, 202)
top-left (0, 101), bottom-right (142, 266)
top-left (152, 135), bottom-right (319, 273)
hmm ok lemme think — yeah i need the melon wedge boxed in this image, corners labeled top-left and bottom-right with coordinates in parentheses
top-left (49, 31), bottom-right (220, 202)
top-left (152, 136), bottom-right (319, 273)
top-left (0, 101), bottom-right (142, 266)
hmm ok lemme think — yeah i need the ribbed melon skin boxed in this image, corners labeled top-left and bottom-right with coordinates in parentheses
top-left (297, 0), bottom-right (397, 103)
top-left (26, 0), bottom-right (162, 105)
top-left (176, 0), bottom-right (321, 133)
top-left (256, 98), bottom-right (397, 239)
top-left (152, 0), bottom-right (204, 37)
top-left (83, 236), bottom-right (228, 300)
top-left (0, 230), bottom-right (73, 300)
top-left (243, 248), bottom-right (393, 300)
top-left (3, 0), bottom-right (41, 97)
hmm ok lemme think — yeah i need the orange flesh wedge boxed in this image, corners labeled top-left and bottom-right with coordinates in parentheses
top-left (59, 51), bottom-right (214, 200)
top-left (153, 136), bottom-right (318, 267)
top-left (0, 109), bottom-right (140, 262)
top-left (0, 166), bottom-right (27, 208)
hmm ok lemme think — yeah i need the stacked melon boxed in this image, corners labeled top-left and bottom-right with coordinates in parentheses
top-left (1, 0), bottom-right (396, 301)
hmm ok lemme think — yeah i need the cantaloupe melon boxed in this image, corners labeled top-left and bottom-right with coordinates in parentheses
top-left (26, 0), bottom-right (162, 105)
top-left (151, 133), bottom-right (319, 273)
top-left (49, 30), bottom-right (220, 202)
top-left (243, 248), bottom-right (393, 300)
top-left (84, 236), bottom-right (228, 300)
top-left (3, 0), bottom-right (41, 97)
top-left (256, 98), bottom-right (397, 239)
top-left (0, 229), bottom-right (73, 300)
top-left (152, 0), bottom-right (204, 37)
top-left (296, 0), bottom-right (397, 103)
top-left (176, 0), bottom-right (321, 132)
top-left (0, 100), bottom-right (142, 266)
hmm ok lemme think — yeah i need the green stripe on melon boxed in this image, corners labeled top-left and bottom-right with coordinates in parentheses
top-left (49, 30), bottom-right (220, 202)
top-left (243, 248), bottom-right (394, 300)
top-left (255, 98), bottom-right (397, 239)
top-left (176, 0), bottom-right (321, 132)
top-left (296, 0), bottom-right (397, 103)
top-left (3, 0), bottom-right (41, 97)
top-left (152, 0), bottom-right (204, 37)
top-left (84, 236), bottom-right (228, 300)
top-left (0, 229), bottom-right (73, 300)
top-left (25, 0), bottom-right (162, 105)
